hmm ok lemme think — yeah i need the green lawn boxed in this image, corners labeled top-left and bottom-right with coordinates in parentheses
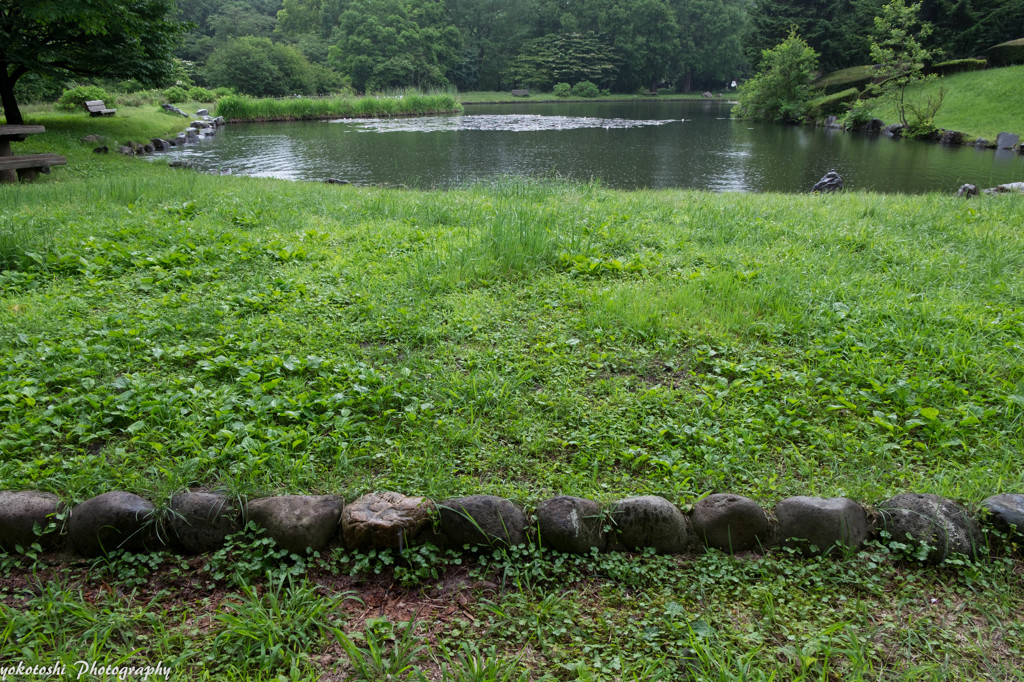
top-left (1, 109), bottom-right (1023, 681)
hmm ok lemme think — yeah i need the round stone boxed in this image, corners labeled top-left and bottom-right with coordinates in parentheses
top-left (691, 493), bottom-right (769, 553)
top-left (439, 495), bottom-right (526, 549)
top-left (537, 496), bottom-right (606, 554)
top-left (610, 496), bottom-right (689, 554)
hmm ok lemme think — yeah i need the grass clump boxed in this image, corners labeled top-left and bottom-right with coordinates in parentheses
top-left (215, 91), bottom-right (462, 122)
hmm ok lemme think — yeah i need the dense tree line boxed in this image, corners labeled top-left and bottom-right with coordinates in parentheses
top-left (169, 0), bottom-right (1024, 97)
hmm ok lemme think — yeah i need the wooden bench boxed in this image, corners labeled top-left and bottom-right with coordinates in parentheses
top-left (0, 125), bottom-right (67, 182)
top-left (0, 153), bottom-right (68, 182)
top-left (85, 100), bottom-right (117, 116)
top-left (510, 89), bottom-right (530, 97)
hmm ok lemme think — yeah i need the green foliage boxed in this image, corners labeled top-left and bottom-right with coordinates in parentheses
top-left (203, 37), bottom-right (323, 96)
top-left (329, 0), bottom-right (462, 93)
top-left (187, 86), bottom-right (217, 102)
top-left (808, 87), bottom-right (860, 117)
top-left (812, 65), bottom-right (878, 95)
top-left (987, 38), bottom-right (1024, 67)
top-left (332, 618), bottom-right (427, 681)
top-left (869, 0), bottom-right (937, 128)
top-left (214, 91), bottom-right (460, 122)
top-left (54, 85), bottom-right (112, 112)
top-left (571, 80), bottom-right (600, 98)
top-left (504, 32), bottom-right (618, 92)
top-left (0, 0), bottom-right (184, 124)
top-left (553, 82), bottom-right (571, 98)
top-left (734, 30), bottom-right (820, 123)
top-left (926, 58), bottom-right (988, 76)
top-left (162, 86), bottom-right (189, 104)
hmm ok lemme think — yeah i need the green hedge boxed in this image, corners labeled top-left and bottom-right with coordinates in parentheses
top-left (987, 38), bottom-right (1024, 67)
top-left (809, 87), bottom-right (860, 117)
top-left (925, 58), bottom-right (988, 76)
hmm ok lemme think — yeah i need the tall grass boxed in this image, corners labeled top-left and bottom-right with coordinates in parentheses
top-left (215, 91), bottom-right (462, 122)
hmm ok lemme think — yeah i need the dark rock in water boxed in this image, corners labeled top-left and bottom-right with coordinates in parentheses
top-left (824, 115), bottom-right (842, 129)
top-left (93, 146), bottom-right (108, 154)
top-left (883, 123), bottom-right (904, 138)
top-left (439, 495), bottom-right (526, 548)
top-left (610, 496), bottom-right (689, 554)
top-left (996, 131), bottom-right (1020, 149)
top-left (143, 143), bottom-right (155, 154)
top-left (150, 138), bottom-right (167, 151)
top-left (0, 491), bottom-right (64, 551)
top-left (864, 118), bottom-right (884, 133)
top-left (537, 495), bottom-right (606, 554)
top-left (69, 491), bottom-right (157, 557)
top-left (811, 170), bottom-right (844, 193)
top-left (940, 130), bottom-right (965, 145)
top-left (162, 103), bottom-right (189, 117)
top-left (974, 138), bottom-right (990, 148)
top-left (325, 178), bottom-right (350, 185)
top-left (956, 183), bottom-right (979, 197)
top-left (876, 493), bottom-right (982, 562)
top-left (691, 493), bottom-right (769, 553)
top-left (118, 145), bottom-right (133, 155)
top-left (981, 494), bottom-right (1024, 537)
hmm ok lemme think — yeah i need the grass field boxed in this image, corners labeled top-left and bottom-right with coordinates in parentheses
top-left (1, 108), bottom-right (1023, 680)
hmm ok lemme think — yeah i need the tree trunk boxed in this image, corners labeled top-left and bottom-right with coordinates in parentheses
top-left (0, 64), bottom-right (25, 125)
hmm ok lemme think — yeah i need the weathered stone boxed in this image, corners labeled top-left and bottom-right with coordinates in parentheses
top-left (824, 115), bottom-right (842, 129)
top-left (974, 138), bottom-right (990, 148)
top-left (143, 143), bottom-right (155, 154)
top-left (325, 178), bottom-right (350, 185)
top-left (983, 181), bottom-right (1024, 195)
top-left (940, 130), bottom-right (965, 145)
top-left (883, 123), bottom-right (904, 138)
top-left (0, 491), bottom-right (64, 551)
top-left (996, 132), bottom-right (1020, 149)
top-left (162, 103), bottom-right (190, 117)
top-left (196, 109), bottom-right (209, 116)
top-left (981, 494), bottom-right (1024, 537)
top-left (692, 493), bottom-right (769, 553)
top-left (186, 130), bottom-right (199, 143)
top-left (775, 496), bottom-right (869, 555)
top-left (150, 138), bottom-right (167, 151)
top-left (876, 493), bottom-right (982, 562)
top-left (537, 496), bottom-right (606, 554)
top-left (246, 495), bottom-right (343, 553)
top-left (956, 183), bottom-right (979, 198)
top-left (341, 492), bottom-right (434, 549)
top-left (439, 495), bottom-right (526, 548)
top-left (702, 91), bottom-right (713, 98)
top-left (68, 492), bottom-right (156, 557)
top-left (214, 116), bottom-right (226, 126)
top-left (80, 134), bottom-right (103, 143)
top-left (811, 170), bottom-right (844, 193)
top-left (93, 146), bottom-right (108, 154)
top-left (864, 118), bottom-right (884, 133)
top-left (169, 492), bottom-right (242, 554)
top-left (118, 145), bottom-right (133, 155)
top-left (610, 496), bottom-right (689, 554)
top-left (175, 134), bottom-right (188, 146)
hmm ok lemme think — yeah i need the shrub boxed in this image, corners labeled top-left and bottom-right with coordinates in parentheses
top-left (54, 85), bottom-right (110, 111)
top-left (187, 86), bottom-right (216, 102)
top-left (163, 86), bottom-right (189, 103)
top-left (571, 80), bottom-right (600, 98)
top-left (213, 87), bottom-right (235, 100)
top-left (812, 65), bottom-right (877, 94)
top-left (841, 99), bottom-right (877, 130)
top-left (114, 90), bottom-right (160, 107)
top-left (809, 87), bottom-right (860, 117)
top-left (553, 82), bottom-right (571, 97)
top-left (986, 38), bottom-right (1024, 67)
top-left (734, 30), bottom-right (819, 123)
top-left (925, 58), bottom-right (987, 76)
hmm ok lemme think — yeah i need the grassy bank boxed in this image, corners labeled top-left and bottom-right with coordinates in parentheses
top-left (458, 90), bottom-right (725, 104)
top-left (1, 112), bottom-right (1023, 680)
top-left (215, 92), bottom-right (462, 122)
top-left (849, 64), bottom-right (1024, 141)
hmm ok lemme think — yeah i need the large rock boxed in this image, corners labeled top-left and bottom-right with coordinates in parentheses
top-left (537, 496), bottom-right (606, 554)
top-left (983, 182), bottom-right (1024, 195)
top-left (996, 132), bottom-right (1020, 149)
top-left (775, 496), bottom-right (870, 555)
top-left (876, 493), bottom-right (982, 562)
top-left (956, 183), bottom-right (979, 198)
top-left (0, 491), bottom-right (64, 551)
top-left (811, 171), bottom-right (844, 193)
top-left (981, 494), bottom-right (1024, 538)
top-left (169, 492), bottom-right (242, 553)
top-left (940, 130), bottom-right (965, 145)
top-left (68, 492), bottom-right (156, 557)
top-left (610, 496), bottom-right (689, 554)
top-left (883, 123), bottom-right (904, 137)
top-left (341, 491), bottom-right (434, 550)
top-left (246, 495), bottom-right (343, 554)
top-left (691, 494), bottom-right (769, 553)
top-left (439, 495), bottom-right (526, 548)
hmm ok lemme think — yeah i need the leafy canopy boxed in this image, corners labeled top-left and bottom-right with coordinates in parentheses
top-left (0, 0), bottom-right (184, 124)
top-left (733, 29), bottom-right (820, 123)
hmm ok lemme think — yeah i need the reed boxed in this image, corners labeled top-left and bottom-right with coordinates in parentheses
top-left (214, 91), bottom-right (462, 122)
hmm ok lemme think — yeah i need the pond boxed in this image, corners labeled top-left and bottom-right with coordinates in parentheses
top-left (162, 100), bottom-right (1024, 193)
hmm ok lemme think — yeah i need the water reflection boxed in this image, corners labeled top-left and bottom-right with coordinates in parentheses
top-left (159, 100), bottom-right (1024, 193)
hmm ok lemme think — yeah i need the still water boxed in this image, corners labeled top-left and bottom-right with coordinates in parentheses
top-left (163, 100), bottom-right (1024, 193)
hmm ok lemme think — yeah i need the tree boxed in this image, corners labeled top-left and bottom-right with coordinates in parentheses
top-left (504, 32), bottom-right (618, 91)
top-left (675, 0), bottom-right (749, 92)
top-left (869, 0), bottom-right (935, 129)
top-left (204, 37), bottom-right (321, 96)
top-left (329, 0), bottom-right (461, 92)
top-left (1, 0), bottom-right (183, 124)
top-left (733, 29), bottom-right (819, 123)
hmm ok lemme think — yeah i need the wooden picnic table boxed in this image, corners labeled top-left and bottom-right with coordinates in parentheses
top-left (0, 124), bottom-right (67, 183)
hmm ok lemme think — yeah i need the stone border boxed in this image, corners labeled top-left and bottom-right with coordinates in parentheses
top-left (1, 490), bottom-right (1021, 564)
top-left (113, 106), bottom-right (226, 158)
